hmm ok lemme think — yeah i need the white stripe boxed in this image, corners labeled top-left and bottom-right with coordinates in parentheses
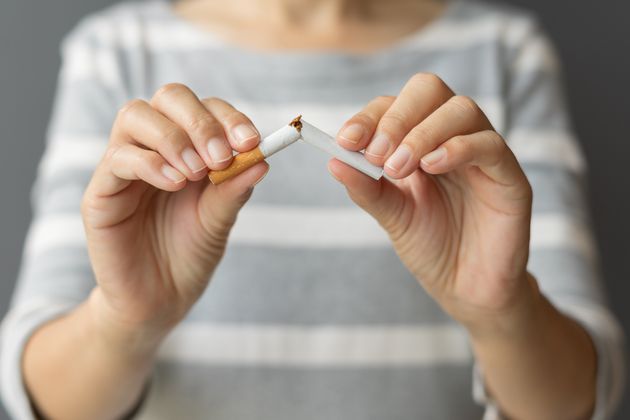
top-left (87, 17), bottom-right (224, 51)
top-left (1, 298), bottom-right (76, 419)
top-left (38, 135), bottom-right (107, 179)
top-left (24, 214), bottom-right (86, 257)
top-left (158, 323), bottom-right (471, 366)
top-left (406, 14), bottom-right (531, 52)
top-left (230, 205), bottom-right (390, 248)
top-left (236, 98), bottom-right (505, 138)
top-left (507, 128), bottom-right (586, 173)
top-left (40, 98), bottom-right (503, 179)
top-left (81, 12), bottom-right (533, 53)
top-left (553, 299), bottom-right (626, 416)
top-left (511, 34), bottom-right (559, 75)
top-left (530, 214), bottom-right (596, 260)
top-left (62, 42), bottom-right (121, 87)
top-left (62, 11), bottom-right (550, 87)
top-left (24, 208), bottom-right (595, 260)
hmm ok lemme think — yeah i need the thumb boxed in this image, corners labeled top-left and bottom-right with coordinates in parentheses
top-left (198, 161), bottom-right (269, 233)
top-left (327, 158), bottom-right (407, 235)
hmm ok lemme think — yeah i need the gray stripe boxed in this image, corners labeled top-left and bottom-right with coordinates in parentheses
top-left (189, 245), bottom-right (451, 325)
top-left (10, 247), bottom-right (93, 307)
top-left (34, 171), bottom-right (91, 214)
top-left (143, 362), bottom-right (483, 420)
top-left (48, 79), bottom-right (120, 135)
top-left (506, 69), bottom-right (571, 130)
top-left (523, 163), bottom-right (589, 218)
top-left (529, 248), bottom-right (605, 305)
top-left (142, 45), bottom-right (509, 103)
top-left (35, 142), bottom-right (589, 214)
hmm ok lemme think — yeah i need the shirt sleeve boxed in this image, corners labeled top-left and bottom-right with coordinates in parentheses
top-left (0, 16), bottom-right (125, 419)
top-left (471, 16), bottom-right (626, 420)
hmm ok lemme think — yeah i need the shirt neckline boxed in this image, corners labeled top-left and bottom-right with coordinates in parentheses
top-left (153, 0), bottom-right (463, 58)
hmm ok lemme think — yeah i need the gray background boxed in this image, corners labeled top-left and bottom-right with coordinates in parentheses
top-left (0, 0), bottom-right (628, 418)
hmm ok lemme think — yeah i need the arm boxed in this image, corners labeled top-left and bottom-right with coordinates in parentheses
top-left (21, 83), bottom-right (268, 419)
top-left (329, 70), bottom-right (600, 419)
top-left (23, 296), bottom-right (156, 420)
top-left (468, 274), bottom-right (597, 419)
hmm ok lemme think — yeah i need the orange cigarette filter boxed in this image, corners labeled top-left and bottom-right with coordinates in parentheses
top-left (208, 116), bottom-right (302, 185)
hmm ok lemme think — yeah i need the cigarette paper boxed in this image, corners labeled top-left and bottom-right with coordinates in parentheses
top-left (299, 119), bottom-right (384, 180)
top-left (208, 119), bottom-right (302, 185)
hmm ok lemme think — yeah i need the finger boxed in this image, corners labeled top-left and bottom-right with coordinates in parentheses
top-left (336, 95), bottom-right (394, 151)
top-left (150, 84), bottom-right (233, 170)
top-left (420, 130), bottom-right (528, 190)
top-left (202, 98), bottom-right (260, 152)
top-left (197, 161), bottom-right (270, 233)
top-left (327, 158), bottom-right (410, 236)
top-left (384, 95), bottom-right (491, 178)
top-left (113, 99), bottom-right (207, 181)
top-left (364, 73), bottom-right (454, 166)
top-left (83, 144), bottom-right (187, 228)
top-left (109, 144), bottom-right (186, 192)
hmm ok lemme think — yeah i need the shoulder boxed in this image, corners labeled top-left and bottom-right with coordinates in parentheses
top-left (447, 1), bottom-right (552, 52)
top-left (60, 0), bottom-right (177, 53)
top-left (447, 1), bottom-right (559, 73)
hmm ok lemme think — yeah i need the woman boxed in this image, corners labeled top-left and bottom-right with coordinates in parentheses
top-left (0, 0), bottom-right (624, 418)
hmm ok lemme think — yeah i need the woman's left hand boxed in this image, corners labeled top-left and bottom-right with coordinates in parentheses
top-left (331, 73), bottom-right (535, 333)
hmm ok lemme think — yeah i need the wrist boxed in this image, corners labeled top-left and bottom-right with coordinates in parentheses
top-left (458, 272), bottom-right (547, 343)
top-left (85, 288), bottom-right (168, 359)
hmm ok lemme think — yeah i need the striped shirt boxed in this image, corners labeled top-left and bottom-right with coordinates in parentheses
top-left (1, 0), bottom-right (625, 418)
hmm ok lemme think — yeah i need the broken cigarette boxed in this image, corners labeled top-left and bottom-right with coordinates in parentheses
top-left (208, 116), bottom-right (302, 185)
top-left (299, 119), bottom-right (384, 180)
top-left (208, 115), bottom-right (384, 184)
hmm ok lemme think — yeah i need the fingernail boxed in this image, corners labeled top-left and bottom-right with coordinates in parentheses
top-left (327, 164), bottom-right (342, 183)
top-left (161, 165), bottom-right (185, 183)
top-left (252, 165), bottom-right (270, 187)
top-left (232, 124), bottom-right (258, 147)
top-left (339, 124), bottom-right (365, 144)
top-left (182, 148), bottom-right (206, 173)
top-left (385, 145), bottom-right (412, 173)
top-left (365, 133), bottom-right (390, 158)
top-left (207, 137), bottom-right (232, 163)
top-left (421, 147), bottom-right (446, 166)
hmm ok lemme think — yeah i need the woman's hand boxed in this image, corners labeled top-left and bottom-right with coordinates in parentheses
top-left (81, 84), bottom-right (268, 348)
top-left (331, 73), bottom-right (535, 334)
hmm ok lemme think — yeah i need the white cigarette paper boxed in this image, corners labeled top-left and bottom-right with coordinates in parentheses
top-left (299, 119), bottom-right (384, 180)
top-left (259, 124), bottom-right (302, 158)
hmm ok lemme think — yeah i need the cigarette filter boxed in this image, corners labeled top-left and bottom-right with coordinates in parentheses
top-left (208, 117), bottom-right (302, 185)
top-left (299, 119), bottom-right (384, 180)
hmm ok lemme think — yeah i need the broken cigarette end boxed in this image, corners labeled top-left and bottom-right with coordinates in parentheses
top-left (289, 115), bottom-right (303, 132)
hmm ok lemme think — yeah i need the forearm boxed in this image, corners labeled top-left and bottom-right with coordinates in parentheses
top-left (23, 289), bottom-right (159, 420)
top-left (468, 273), bottom-right (597, 420)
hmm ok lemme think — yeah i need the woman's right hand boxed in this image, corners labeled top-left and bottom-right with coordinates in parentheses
top-left (81, 84), bottom-right (268, 350)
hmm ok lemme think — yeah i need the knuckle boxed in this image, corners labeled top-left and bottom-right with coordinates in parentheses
top-left (372, 95), bottom-right (396, 106)
top-left (449, 95), bottom-right (479, 115)
top-left (160, 127), bottom-right (189, 151)
top-left (222, 110), bottom-right (250, 128)
top-left (117, 99), bottom-right (146, 120)
top-left (152, 83), bottom-right (190, 103)
top-left (410, 72), bottom-right (445, 89)
top-left (410, 124), bottom-right (436, 144)
top-left (146, 151), bottom-right (165, 169)
top-left (380, 110), bottom-right (408, 128)
top-left (80, 193), bottom-right (94, 216)
top-left (186, 113), bottom-right (221, 136)
top-left (494, 135), bottom-right (510, 162)
top-left (352, 111), bottom-right (377, 128)
top-left (488, 131), bottom-right (506, 149)
top-left (449, 135), bottom-right (468, 154)
top-left (103, 145), bottom-right (120, 162)
top-left (202, 96), bottom-right (233, 109)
